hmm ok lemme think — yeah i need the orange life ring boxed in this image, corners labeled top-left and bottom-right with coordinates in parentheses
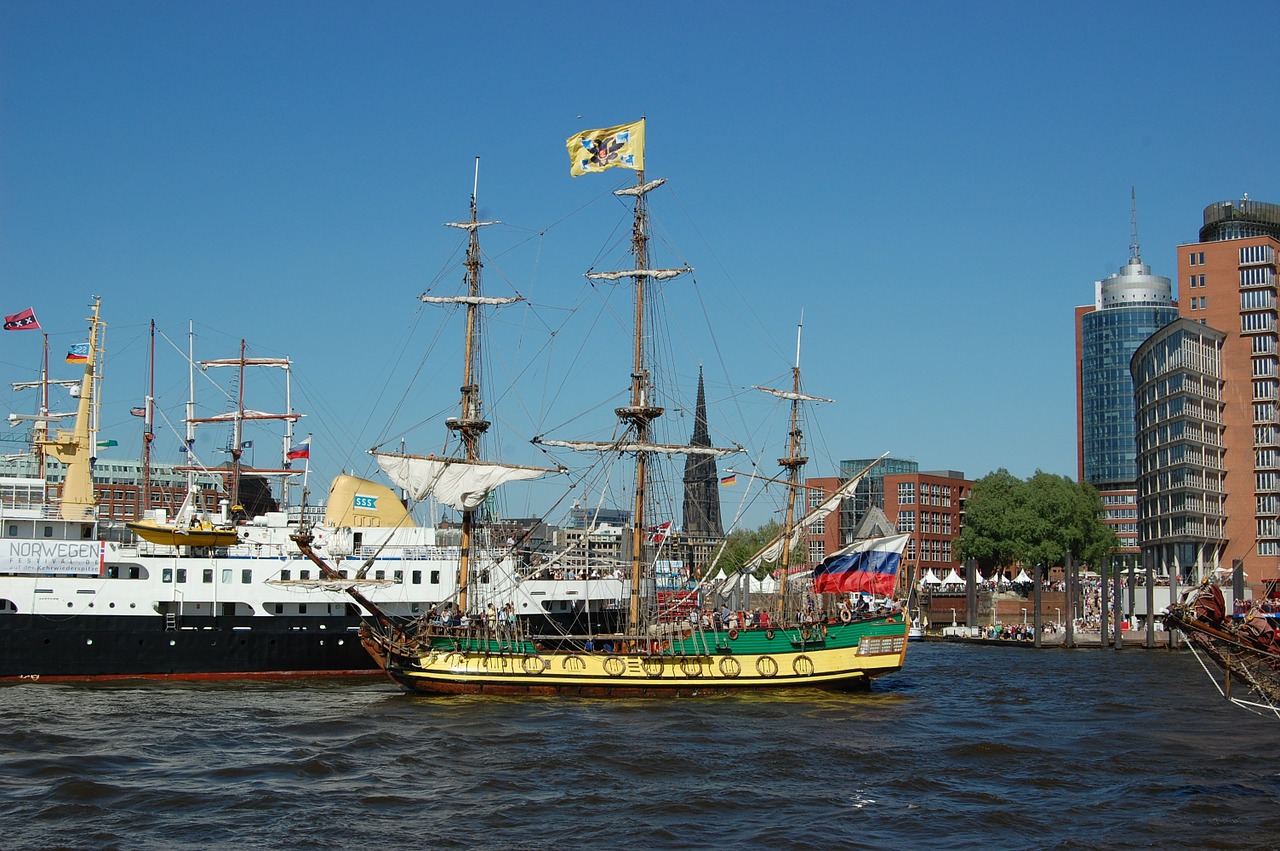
top-left (727, 628), bottom-right (739, 640)
top-left (661, 639), bottom-right (671, 651)
top-left (840, 609), bottom-right (852, 623)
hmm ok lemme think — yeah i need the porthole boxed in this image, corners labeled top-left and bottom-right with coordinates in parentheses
top-left (86, 639), bottom-right (93, 646)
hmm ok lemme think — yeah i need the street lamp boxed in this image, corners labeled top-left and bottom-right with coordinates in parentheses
top-left (1055, 607), bottom-right (1061, 626)
top-left (950, 608), bottom-right (957, 626)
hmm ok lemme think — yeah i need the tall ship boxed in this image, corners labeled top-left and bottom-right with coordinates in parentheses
top-left (0, 298), bottom-right (624, 681)
top-left (296, 121), bottom-right (912, 695)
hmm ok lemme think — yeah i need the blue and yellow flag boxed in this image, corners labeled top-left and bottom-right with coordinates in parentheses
top-left (566, 119), bottom-right (645, 177)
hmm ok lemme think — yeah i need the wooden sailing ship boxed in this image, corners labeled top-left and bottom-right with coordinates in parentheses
top-left (294, 126), bottom-right (910, 695)
top-left (1165, 580), bottom-right (1280, 717)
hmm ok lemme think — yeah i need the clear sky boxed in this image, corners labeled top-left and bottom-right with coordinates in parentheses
top-left (3, 2), bottom-right (1279, 529)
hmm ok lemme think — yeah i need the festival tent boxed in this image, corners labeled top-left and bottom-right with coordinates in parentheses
top-left (1013, 569), bottom-right (1033, 584)
top-left (940, 569), bottom-right (965, 586)
top-left (920, 570), bottom-right (943, 586)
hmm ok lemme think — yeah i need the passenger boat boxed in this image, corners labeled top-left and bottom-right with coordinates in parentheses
top-left (0, 299), bottom-right (623, 680)
top-left (294, 121), bottom-right (911, 695)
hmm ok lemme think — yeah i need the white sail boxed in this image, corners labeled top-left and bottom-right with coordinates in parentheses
top-left (373, 451), bottom-right (558, 511)
top-left (537, 438), bottom-right (741, 457)
top-left (420, 295), bottom-right (522, 306)
top-left (753, 386), bottom-right (834, 404)
top-left (740, 454), bottom-right (887, 571)
top-left (585, 269), bottom-right (689, 281)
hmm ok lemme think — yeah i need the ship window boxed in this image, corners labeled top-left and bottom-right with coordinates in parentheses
top-left (299, 604), bottom-right (307, 614)
top-left (162, 568), bottom-right (173, 583)
top-left (203, 568), bottom-right (213, 583)
top-left (241, 569), bottom-right (251, 584)
top-left (280, 569), bottom-right (291, 581)
top-left (412, 570), bottom-right (422, 585)
top-left (300, 569), bottom-right (311, 580)
top-left (6, 525), bottom-right (15, 537)
top-left (394, 570), bottom-right (403, 583)
top-left (221, 569), bottom-right (232, 584)
top-left (430, 570), bottom-right (440, 584)
top-left (375, 569), bottom-right (385, 580)
top-left (43, 526), bottom-right (53, 538)
top-left (274, 603), bottom-right (283, 614)
top-left (129, 566), bottom-right (140, 579)
top-left (339, 570), bottom-right (348, 579)
top-left (176, 568), bottom-right (187, 583)
top-left (107, 565), bottom-right (119, 579)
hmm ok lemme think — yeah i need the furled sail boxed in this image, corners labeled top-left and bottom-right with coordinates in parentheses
top-left (740, 454), bottom-right (887, 571)
top-left (536, 438), bottom-right (741, 457)
top-left (585, 269), bottom-right (689, 281)
top-left (373, 451), bottom-right (558, 511)
top-left (752, 386), bottom-right (834, 404)
top-left (420, 295), bottom-right (522, 306)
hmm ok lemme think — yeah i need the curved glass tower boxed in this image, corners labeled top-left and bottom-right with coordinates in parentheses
top-left (1080, 258), bottom-right (1178, 488)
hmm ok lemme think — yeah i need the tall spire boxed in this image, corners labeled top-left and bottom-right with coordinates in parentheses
top-left (682, 366), bottom-right (723, 539)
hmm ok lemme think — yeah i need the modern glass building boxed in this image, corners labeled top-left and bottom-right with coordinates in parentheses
top-left (1076, 249), bottom-right (1178, 554)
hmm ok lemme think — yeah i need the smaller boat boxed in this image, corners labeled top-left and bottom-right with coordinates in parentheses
top-left (126, 490), bottom-right (240, 548)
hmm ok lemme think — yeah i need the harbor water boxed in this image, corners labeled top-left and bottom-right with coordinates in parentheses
top-left (2, 643), bottom-right (1277, 849)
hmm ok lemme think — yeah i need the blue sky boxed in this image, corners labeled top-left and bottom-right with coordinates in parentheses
top-left (3, 2), bottom-right (1279, 528)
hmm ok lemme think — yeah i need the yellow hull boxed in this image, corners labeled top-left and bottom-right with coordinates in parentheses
top-left (367, 616), bottom-right (910, 696)
top-left (125, 519), bottom-right (240, 548)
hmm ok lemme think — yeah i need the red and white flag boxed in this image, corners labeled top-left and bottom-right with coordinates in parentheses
top-left (646, 521), bottom-right (673, 544)
top-left (3, 308), bottom-right (40, 331)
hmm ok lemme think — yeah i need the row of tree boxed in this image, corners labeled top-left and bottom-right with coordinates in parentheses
top-left (712, 469), bottom-right (1117, 577)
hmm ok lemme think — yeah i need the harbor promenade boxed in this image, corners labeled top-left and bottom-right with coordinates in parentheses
top-left (931, 628), bottom-right (1175, 649)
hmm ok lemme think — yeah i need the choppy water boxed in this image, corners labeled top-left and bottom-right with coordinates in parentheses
top-left (1, 643), bottom-right (1276, 850)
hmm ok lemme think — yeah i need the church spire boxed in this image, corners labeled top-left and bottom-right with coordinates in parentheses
top-left (682, 366), bottom-right (723, 538)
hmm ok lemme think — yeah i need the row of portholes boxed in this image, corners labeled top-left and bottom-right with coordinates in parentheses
top-left (75, 637), bottom-right (348, 648)
top-left (68, 602), bottom-right (138, 609)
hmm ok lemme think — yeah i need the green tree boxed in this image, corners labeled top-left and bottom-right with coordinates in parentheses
top-left (712, 521), bottom-right (804, 578)
top-left (956, 468), bottom-right (1117, 575)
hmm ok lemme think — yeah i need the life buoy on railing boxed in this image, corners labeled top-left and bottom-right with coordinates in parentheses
top-left (661, 639), bottom-right (671, 651)
top-left (727, 628), bottom-right (739, 640)
top-left (840, 609), bottom-right (852, 623)
top-left (765, 629), bottom-right (775, 640)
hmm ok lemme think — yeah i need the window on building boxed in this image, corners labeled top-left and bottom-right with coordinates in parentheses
top-left (898, 482), bottom-right (915, 504)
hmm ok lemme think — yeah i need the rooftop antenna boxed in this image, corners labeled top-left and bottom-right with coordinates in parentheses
top-left (1129, 186), bottom-right (1141, 263)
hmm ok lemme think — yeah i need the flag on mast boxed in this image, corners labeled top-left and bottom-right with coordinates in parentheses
top-left (811, 534), bottom-right (910, 596)
top-left (566, 119), bottom-right (645, 177)
top-left (65, 343), bottom-right (89, 363)
top-left (286, 436), bottom-right (311, 461)
top-left (3, 308), bottom-right (40, 331)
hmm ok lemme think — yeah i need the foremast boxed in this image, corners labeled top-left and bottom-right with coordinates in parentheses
top-left (442, 169), bottom-right (497, 614)
top-left (773, 323), bottom-right (810, 618)
top-left (372, 161), bottom-right (558, 615)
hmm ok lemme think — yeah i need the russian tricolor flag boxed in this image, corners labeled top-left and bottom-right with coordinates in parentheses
top-left (811, 533), bottom-right (909, 596)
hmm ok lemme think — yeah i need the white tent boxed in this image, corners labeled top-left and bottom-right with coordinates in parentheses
top-left (749, 574), bottom-right (779, 594)
top-left (920, 570), bottom-right (943, 586)
top-left (940, 569), bottom-right (965, 586)
top-left (1013, 569), bottom-right (1033, 584)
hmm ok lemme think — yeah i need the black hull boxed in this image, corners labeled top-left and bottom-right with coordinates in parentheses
top-left (0, 614), bottom-right (378, 680)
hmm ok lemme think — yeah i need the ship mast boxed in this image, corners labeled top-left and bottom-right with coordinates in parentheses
top-left (446, 159), bottom-right (495, 614)
top-left (774, 322), bottom-right (808, 619)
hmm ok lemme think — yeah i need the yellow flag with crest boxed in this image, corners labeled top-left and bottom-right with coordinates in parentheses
top-left (566, 119), bottom-right (645, 177)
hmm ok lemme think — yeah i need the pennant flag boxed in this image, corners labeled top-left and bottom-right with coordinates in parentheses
top-left (811, 533), bottom-right (910, 596)
top-left (566, 119), bottom-right (645, 177)
top-left (286, 436), bottom-right (311, 461)
top-left (65, 342), bottom-right (89, 363)
top-left (96, 439), bottom-right (118, 448)
top-left (646, 520), bottom-right (672, 544)
top-left (130, 407), bottom-right (147, 417)
top-left (4, 307), bottom-right (40, 331)
top-left (720, 474), bottom-right (737, 487)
